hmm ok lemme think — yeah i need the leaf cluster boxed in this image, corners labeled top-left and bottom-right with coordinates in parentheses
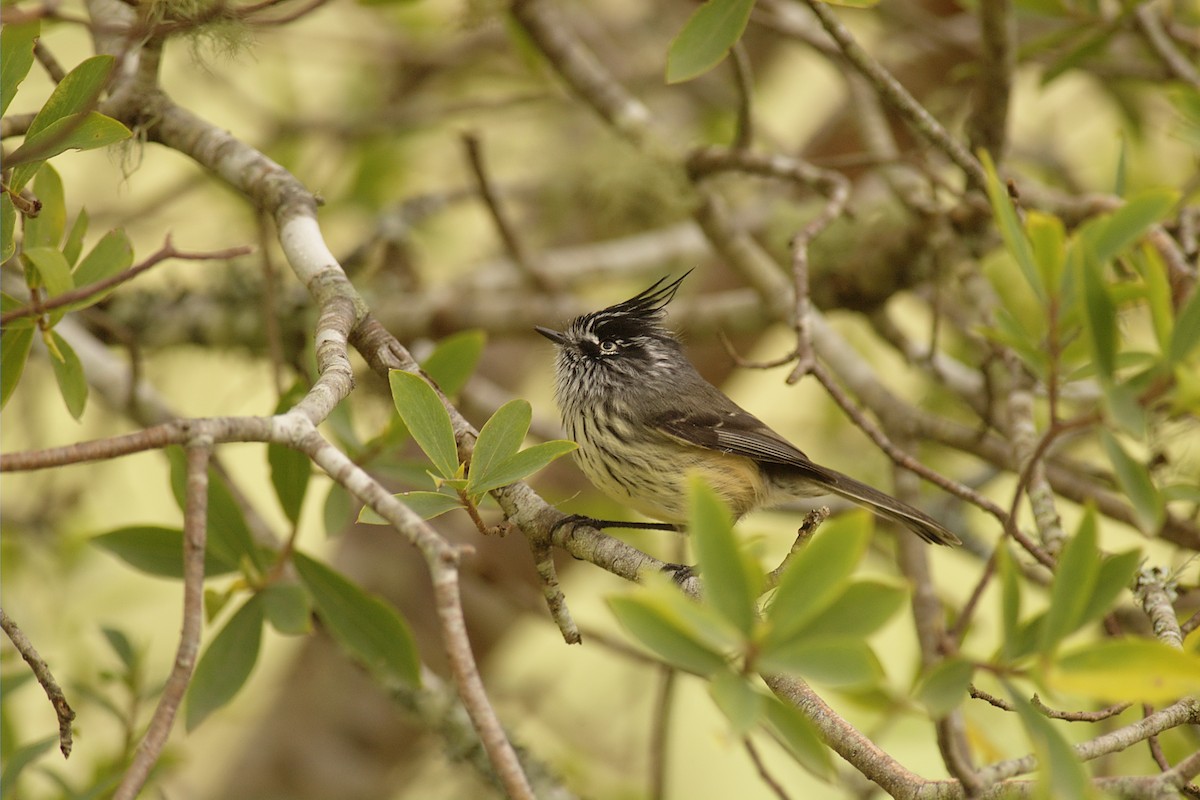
top-left (609, 480), bottom-right (911, 780)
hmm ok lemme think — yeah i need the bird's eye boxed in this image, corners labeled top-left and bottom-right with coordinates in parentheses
top-left (598, 339), bottom-right (619, 354)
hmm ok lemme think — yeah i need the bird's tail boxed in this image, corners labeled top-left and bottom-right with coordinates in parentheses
top-left (819, 470), bottom-right (961, 546)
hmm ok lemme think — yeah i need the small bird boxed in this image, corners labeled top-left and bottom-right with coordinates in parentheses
top-left (535, 273), bottom-right (960, 546)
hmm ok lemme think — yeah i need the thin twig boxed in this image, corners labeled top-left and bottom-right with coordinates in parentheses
top-left (728, 42), bottom-right (755, 151)
top-left (744, 736), bottom-right (792, 800)
top-left (1134, 2), bottom-right (1200, 90)
top-left (0, 607), bottom-right (76, 758)
top-left (649, 666), bottom-right (677, 800)
top-left (766, 507), bottom-right (828, 587)
top-left (113, 436), bottom-right (210, 800)
top-left (798, 0), bottom-right (988, 191)
top-left (430, 562), bottom-right (536, 800)
top-left (967, 0), bottom-right (1015, 159)
top-left (528, 537), bottom-right (581, 644)
top-left (461, 131), bottom-right (555, 292)
top-left (1, 239), bottom-right (254, 324)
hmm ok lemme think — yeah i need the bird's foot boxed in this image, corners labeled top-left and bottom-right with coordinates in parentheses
top-left (661, 562), bottom-right (698, 584)
top-left (550, 514), bottom-right (679, 535)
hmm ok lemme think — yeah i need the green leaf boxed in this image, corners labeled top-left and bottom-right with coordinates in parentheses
top-left (1168, 285), bottom-right (1200, 365)
top-left (1050, 639), bottom-right (1200, 704)
top-left (1078, 548), bottom-right (1140, 629)
top-left (24, 163), bottom-right (66, 250)
top-left (688, 476), bottom-right (761, 635)
top-left (608, 592), bottom-right (730, 676)
top-left (388, 370), bottom-right (459, 479)
top-left (101, 626), bottom-right (138, 671)
top-left (62, 208), bottom-right (89, 268)
top-left (981, 151), bottom-right (1043, 302)
top-left (27, 55), bottom-right (115, 138)
top-left (1, 194), bottom-right (15, 263)
top-left (7, 54), bottom-right (124, 189)
top-left (1076, 246), bottom-right (1117, 381)
top-left (293, 552), bottom-right (421, 686)
top-left (1040, 509), bottom-right (1100, 653)
top-left (764, 512), bottom-right (870, 646)
top-left (1086, 189), bottom-right (1178, 266)
top-left (1, 326), bottom-right (35, 409)
top-left (785, 579), bottom-right (907, 640)
top-left (358, 490), bottom-right (465, 524)
top-left (185, 594), bottom-right (265, 731)
top-left (72, 227), bottom-right (133, 298)
top-left (1, 20), bottom-right (39, 117)
top-left (48, 331), bottom-right (87, 420)
top-left (762, 698), bottom-right (834, 780)
top-left (1134, 246), bottom-right (1173, 353)
top-left (666, 0), bottom-right (755, 84)
top-left (323, 482), bottom-right (355, 537)
top-left (8, 112), bottom-right (132, 191)
top-left (21, 246), bottom-right (74, 298)
top-left (467, 399), bottom-right (531, 491)
top-left (757, 637), bottom-right (882, 687)
top-left (268, 384), bottom-right (312, 526)
top-left (421, 330), bottom-right (486, 396)
top-left (1100, 432), bottom-right (1163, 532)
top-left (998, 545), bottom-right (1023, 661)
top-left (462, 440), bottom-right (576, 496)
top-left (263, 582), bottom-right (313, 636)
top-left (1006, 687), bottom-right (1094, 800)
top-left (1027, 212), bottom-right (1066, 298)
top-left (0, 736), bottom-right (57, 799)
top-left (1101, 381), bottom-right (1147, 439)
top-left (711, 670), bottom-right (764, 737)
top-left (165, 447), bottom-right (264, 571)
top-left (915, 656), bottom-right (974, 717)
top-left (91, 525), bottom-right (240, 578)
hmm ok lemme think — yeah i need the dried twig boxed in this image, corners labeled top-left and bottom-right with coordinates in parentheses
top-left (0, 607), bottom-right (76, 758)
top-left (113, 436), bottom-right (211, 800)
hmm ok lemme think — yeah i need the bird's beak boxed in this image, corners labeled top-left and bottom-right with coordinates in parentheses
top-left (535, 326), bottom-right (569, 346)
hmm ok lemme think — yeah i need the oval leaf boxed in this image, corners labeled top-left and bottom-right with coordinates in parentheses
top-left (1, 20), bottom-right (39, 117)
top-left (467, 399), bottom-right (531, 493)
top-left (359, 490), bottom-right (465, 524)
top-left (48, 331), bottom-right (88, 420)
top-left (25, 164), bottom-right (65, 250)
top-left (421, 330), bottom-right (485, 396)
top-left (666, 0), bottom-right (754, 84)
top-left (263, 582), bottom-right (313, 636)
top-left (1049, 639), bottom-right (1200, 704)
top-left (185, 595), bottom-right (265, 731)
top-left (915, 656), bottom-right (974, 717)
top-left (91, 525), bottom-right (240, 578)
top-left (464, 440), bottom-right (576, 496)
top-left (787, 579), bottom-right (907, 640)
top-left (711, 670), bottom-right (764, 737)
top-left (762, 698), bottom-right (835, 780)
top-left (688, 476), bottom-right (760, 636)
top-left (1100, 432), bottom-right (1163, 533)
top-left (388, 370), bottom-right (459, 479)
top-left (608, 593), bottom-right (728, 676)
top-left (765, 512), bottom-right (871, 646)
top-left (1040, 508), bottom-right (1100, 653)
top-left (757, 637), bottom-right (882, 687)
top-left (72, 228), bottom-right (133, 295)
top-left (293, 552), bottom-right (421, 687)
top-left (1, 326), bottom-right (35, 409)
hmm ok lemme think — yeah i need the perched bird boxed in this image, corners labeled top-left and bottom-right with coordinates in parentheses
top-left (536, 274), bottom-right (960, 546)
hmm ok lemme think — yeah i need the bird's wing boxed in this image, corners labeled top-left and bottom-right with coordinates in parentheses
top-left (652, 406), bottom-right (835, 481)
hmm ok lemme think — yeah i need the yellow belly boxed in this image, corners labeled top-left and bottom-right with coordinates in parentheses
top-left (574, 439), bottom-right (764, 523)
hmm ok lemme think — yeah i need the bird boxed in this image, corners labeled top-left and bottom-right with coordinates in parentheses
top-left (535, 273), bottom-right (961, 546)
